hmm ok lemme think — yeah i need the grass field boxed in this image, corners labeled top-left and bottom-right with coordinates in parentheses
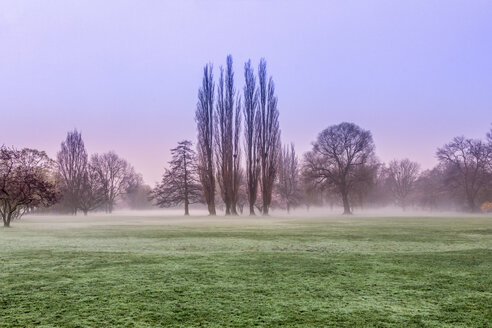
top-left (0, 213), bottom-right (491, 327)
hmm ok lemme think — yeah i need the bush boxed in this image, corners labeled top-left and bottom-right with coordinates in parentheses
top-left (480, 202), bottom-right (492, 213)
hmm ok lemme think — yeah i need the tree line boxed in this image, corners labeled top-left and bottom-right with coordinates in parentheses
top-left (152, 122), bottom-right (492, 216)
top-left (0, 130), bottom-right (152, 226)
top-left (2, 55), bottom-right (492, 226)
top-left (151, 55), bottom-right (492, 216)
top-left (56, 130), bottom-right (147, 215)
top-left (187, 56), bottom-right (280, 216)
top-left (304, 124), bottom-right (492, 214)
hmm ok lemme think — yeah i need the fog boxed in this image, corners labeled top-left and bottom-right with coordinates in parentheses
top-left (29, 206), bottom-right (483, 220)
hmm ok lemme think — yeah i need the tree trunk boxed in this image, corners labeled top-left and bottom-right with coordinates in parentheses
top-left (287, 203), bottom-right (290, 214)
top-left (467, 195), bottom-right (477, 213)
top-left (184, 199), bottom-right (189, 216)
top-left (206, 150), bottom-right (216, 215)
top-left (184, 161), bottom-right (190, 216)
top-left (83, 210), bottom-right (88, 216)
top-left (208, 201), bottom-right (216, 216)
top-left (341, 191), bottom-right (352, 215)
top-left (3, 213), bottom-right (11, 227)
top-left (262, 194), bottom-right (270, 216)
top-left (263, 202), bottom-right (269, 216)
top-left (249, 203), bottom-right (256, 216)
top-left (230, 204), bottom-right (238, 216)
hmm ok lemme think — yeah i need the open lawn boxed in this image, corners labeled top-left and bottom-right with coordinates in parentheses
top-left (0, 213), bottom-right (491, 327)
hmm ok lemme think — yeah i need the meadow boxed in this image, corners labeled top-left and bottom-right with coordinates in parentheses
top-left (0, 213), bottom-right (490, 327)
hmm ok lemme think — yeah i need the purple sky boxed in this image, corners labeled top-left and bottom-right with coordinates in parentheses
top-left (1, 1), bottom-right (491, 184)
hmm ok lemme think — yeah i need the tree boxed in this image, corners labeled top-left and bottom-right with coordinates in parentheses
top-left (437, 136), bottom-right (492, 212)
top-left (243, 60), bottom-right (260, 215)
top-left (151, 140), bottom-right (202, 215)
top-left (78, 163), bottom-right (106, 215)
top-left (413, 165), bottom-right (449, 211)
top-left (349, 161), bottom-right (379, 211)
top-left (215, 55), bottom-right (242, 215)
top-left (57, 130), bottom-right (87, 215)
top-left (91, 151), bottom-right (137, 213)
top-left (300, 175), bottom-right (324, 211)
top-left (276, 143), bottom-right (301, 213)
top-left (257, 59), bottom-right (281, 215)
top-left (231, 92), bottom-right (243, 215)
top-left (0, 146), bottom-right (60, 227)
top-left (124, 184), bottom-right (153, 210)
top-left (364, 164), bottom-right (393, 208)
top-left (196, 64), bottom-right (216, 215)
top-left (387, 159), bottom-right (420, 210)
top-left (303, 122), bottom-right (376, 214)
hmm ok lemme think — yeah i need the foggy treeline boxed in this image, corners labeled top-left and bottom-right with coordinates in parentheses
top-left (152, 55), bottom-right (492, 216)
top-left (2, 55), bottom-right (492, 226)
top-left (55, 130), bottom-right (151, 215)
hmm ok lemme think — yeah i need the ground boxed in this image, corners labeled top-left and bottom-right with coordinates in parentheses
top-left (0, 213), bottom-right (491, 327)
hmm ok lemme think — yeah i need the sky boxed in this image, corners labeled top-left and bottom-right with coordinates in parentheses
top-left (1, 0), bottom-right (491, 185)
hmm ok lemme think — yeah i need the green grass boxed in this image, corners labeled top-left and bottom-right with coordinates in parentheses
top-left (0, 214), bottom-right (491, 327)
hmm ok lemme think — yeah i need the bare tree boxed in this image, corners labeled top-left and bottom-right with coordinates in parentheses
top-left (257, 59), bottom-right (281, 215)
top-left (124, 184), bottom-right (153, 210)
top-left (151, 140), bottom-right (202, 215)
top-left (364, 163), bottom-right (393, 208)
top-left (78, 163), bottom-right (106, 215)
top-left (243, 60), bottom-right (260, 215)
top-left (0, 146), bottom-right (60, 227)
top-left (349, 161), bottom-right (379, 211)
top-left (413, 165), bottom-right (451, 211)
top-left (303, 122), bottom-right (376, 214)
top-left (122, 173), bottom-right (151, 210)
top-left (57, 130), bottom-right (87, 215)
top-left (91, 151), bottom-right (136, 213)
top-left (300, 175), bottom-right (323, 211)
top-left (276, 143), bottom-right (301, 213)
top-left (215, 61), bottom-right (231, 214)
top-left (235, 183), bottom-right (248, 214)
top-left (231, 93), bottom-right (243, 215)
top-left (437, 136), bottom-right (491, 212)
top-left (215, 56), bottom-right (242, 215)
top-left (387, 159), bottom-right (420, 210)
top-left (196, 64), bottom-right (216, 215)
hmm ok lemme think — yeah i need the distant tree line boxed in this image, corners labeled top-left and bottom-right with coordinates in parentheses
top-left (151, 55), bottom-right (492, 216)
top-left (301, 124), bottom-right (492, 214)
top-left (0, 130), bottom-right (152, 226)
top-left (3, 55), bottom-right (492, 226)
top-left (55, 130), bottom-right (150, 215)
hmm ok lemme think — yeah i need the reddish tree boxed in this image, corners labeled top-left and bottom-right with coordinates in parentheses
top-left (0, 146), bottom-right (60, 227)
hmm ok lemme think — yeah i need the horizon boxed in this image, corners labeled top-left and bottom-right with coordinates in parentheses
top-left (2, 0), bottom-right (492, 185)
